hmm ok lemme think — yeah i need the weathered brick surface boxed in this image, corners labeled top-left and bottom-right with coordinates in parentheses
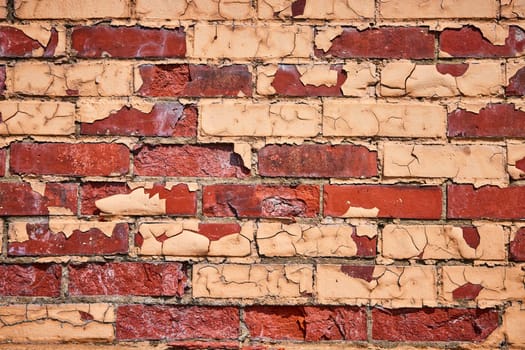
top-left (379, 0), bottom-right (498, 18)
top-left (0, 264), bottom-right (61, 296)
top-left (0, 149), bottom-right (5, 176)
top-left (14, 0), bottom-right (131, 19)
top-left (0, 65), bottom-right (5, 94)
top-left (0, 25), bottom-right (63, 57)
top-left (136, 0), bottom-right (253, 20)
top-left (259, 0), bottom-right (374, 19)
top-left (0, 102), bottom-right (75, 135)
top-left (510, 227), bottom-right (525, 261)
top-left (502, 0), bottom-right (525, 18)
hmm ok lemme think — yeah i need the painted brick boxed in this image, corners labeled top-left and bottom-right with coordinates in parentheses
top-left (447, 184), bottom-right (525, 219)
top-left (136, 0), bottom-right (253, 19)
top-left (502, 0), bottom-right (525, 18)
top-left (448, 103), bottom-right (525, 138)
top-left (323, 100), bottom-right (446, 138)
top-left (508, 142), bottom-right (525, 179)
top-left (324, 185), bottom-right (442, 219)
top-left (372, 308), bottom-right (499, 341)
top-left (0, 102), bottom-right (75, 135)
top-left (258, 144), bottom-right (377, 178)
top-left (0, 182), bottom-right (77, 216)
top-left (203, 184), bottom-right (320, 218)
top-left (14, 0), bottom-right (131, 19)
top-left (317, 27), bottom-right (434, 59)
top-left (134, 144), bottom-right (249, 177)
top-left (8, 219), bottom-right (128, 256)
top-left (0, 0), bottom-right (5, 18)
top-left (258, 0), bottom-right (374, 19)
top-left (10, 143), bottom-right (129, 176)
top-left (510, 227), bottom-right (525, 261)
top-left (440, 26), bottom-right (525, 57)
top-left (0, 25), bottom-right (62, 57)
top-left (244, 306), bottom-right (366, 341)
top-left (506, 62), bottom-right (525, 96)
top-left (136, 64), bottom-right (251, 97)
top-left (117, 305), bottom-right (239, 340)
top-left (79, 101), bottom-right (197, 137)
top-left (379, 0), bottom-right (497, 18)
top-left (72, 26), bottom-right (185, 58)
top-left (69, 262), bottom-right (187, 296)
top-left (81, 182), bottom-right (196, 216)
top-left (0, 264), bottom-right (61, 296)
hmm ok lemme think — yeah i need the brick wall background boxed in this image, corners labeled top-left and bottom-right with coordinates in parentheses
top-left (0, 0), bottom-right (525, 349)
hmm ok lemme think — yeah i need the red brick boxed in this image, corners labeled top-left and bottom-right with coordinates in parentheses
top-left (81, 103), bottom-right (197, 137)
top-left (448, 103), bottom-right (525, 138)
top-left (506, 66), bottom-right (525, 96)
top-left (8, 222), bottom-right (128, 256)
top-left (0, 148), bottom-right (5, 176)
top-left (318, 27), bottom-right (435, 59)
top-left (324, 185), bottom-right (442, 219)
top-left (447, 184), bottom-right (525, 220)
top-left (167, 341), bottom-right (239, 350)
top-left (72, 25), bottom-right (185, 58)
top-left (203, 184), bottom-right (320, 218)
top-left (80, 182), bottom-right (196, 216)
top-left (452, 283), bottom-right (484, 301)
top-left (134, 144), bottom-right (249, 177)
top-left (436, 63), bottom-right (469, 76)
top-left (271, 64), bottom-right (346, 96)
top-left (198, 223), bottom-right (242, 241)
top-left (10, 143), bottom-right (129, 176)
top-left (372, 308), bottom-right (499, 341)
top-left (137, 64), bottom-right (252, 97)
top-left (117, 305), bottom-right (239, 340)
top-left (0, 182), bottom-right (77, 215)
top-left (0, 65), bottom-right (5, 94)
top-left (258, 144), bottom-right (377, 178)
top-left (245, 306), bottom-right (366, 341)
top-left (352, 231), bottom-right (377, 257)
top-left (0, 264), bottom-right (61, 296)
top-left (510, 228), bottom-right (525, 261)
top-left (69, 262), bottom-right (187, 296)
top-left (0, 26), bottom-right (58, 57)
top-left (440, 26), bottom-right (525, 57)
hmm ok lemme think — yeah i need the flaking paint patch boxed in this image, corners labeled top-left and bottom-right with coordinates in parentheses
top-left (48, 218), bottom-right (118, 238)
top-left (0, 102), bottom-right (75, 135)
top-left (341, 204), bottom-right (379, 218)
top-left (29, 182), bottom-right (47, 196)
top-left (77, 99), bottom-right (155, 123)
top-left (315, 26), bottom-right (344, 52)
top-left (297, 65), bottom-right (338, 87)
top-left (234, 143), bottom-right (251, 169)
top-left (96, 188), bottom-right (166, 215)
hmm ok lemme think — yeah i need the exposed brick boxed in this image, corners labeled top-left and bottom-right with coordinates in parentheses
top-left (324, 185), bottom-right (442, 219)
top-left (117, 305), bottom-right (239, 340)
top-left (269, 64), bottom-right (346, 96)
top-left (0, 26), bottom-right (59, 57)
top-left (447, 184), bottom-right (525, 219)
top-left (244, 306), bottom-right (366, 341)
top-left (510, 228), bottom-right (525, 261)
top-left (137, 64), bottom-right (252, 97)
top-left (8, 220), bottom-right (128, 256)
top-left (80, 102), bottom-right (196, 137)
top-left (72, 26), bottom-right (185, 58)
top-left (372, 308), bottom-right (499, 341)
top-left (134, 144), bottom-right (249, 177)
top-left (448, 103), bottom-right (525, 138)
top-left (203, 185), bottom-right (320, 218)
top-left (0, 65), bottom-right (5, 94)
top-left (506, 66), bottom-right (525, 96)
top-left (69, 262), bottom-right (187, 296)
top-left (318, 27), bottom-right (434, 59)
top-left (14, 0), bottom-right (131, 19)
top-left (0, 148), bottom-right (5, 176)
top-left (0, 264), bottom-right (61, 296)
top-left (80, 182), bottom-right (196, 216)
top-left (10, 143), bottom-right (129, 176)
top-left (379, 0), bottom-right (497, 18)
top-left (0, 182), bottom-right (77, 216)
top-left (258, 144), bottom-right (377, 178)
top-left (440, 26), bottom-right (525, 57)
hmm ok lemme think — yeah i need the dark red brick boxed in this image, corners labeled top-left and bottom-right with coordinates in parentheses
top-left (324, 185), bottom-right (442, 219)
top-left (0, 264), bottom-right (61, 296)
top-left (452, 283), bottom-right (484, 301)
top-left (0, 182), bottom-right (77, 216)
top-left (117, 305), bottom-right (239, 340)
top-left (340, 265), bottom-right (375, 282)
top-left (0, 65), bottom-right (5, 94)
top-left (510, 228), bottom-right (525, 261)
top-left (461, 227), bottom-right (480, 249)
top-left (0, 148), bottom-right (5, 176)
top-left (448, 103), bottom-right (525, 138)
top-left (134, 144), bottom-right (249, 177)
top-left (0, 26), bottom-right (58, 57)
top-left (8, 222), bottom-right (128, 256)
top-left (258, 144), bottom-right (377, 178)
top-left (198, 223), bottom-right (241, 241)
top-left (10, 143), bottom-right (129, 176)
top-left (80, 103), bottom-right (197, 137)
top-left (167, 341), bottom-right (239, 350)
top-left (506, 66), bottom-right (525, 96)
top-left (352, 231), bottom-right (377, 257)
top-left (318, 26), bottom-right (435, 59)
top-left (245, 306), bottom-right (366, 341)
top-left (436, 63), bottom-right (469, 76)
top-left (372, 308), bottom-right (499, 341)
top-left (203, 184), bottom-right (320, 218)
top-left (80, 182), bottom-right (196, 216)
top-left (69, 262), bottom-right (187, 296)
top-left (137, 64), bottom-right (252, 97)
top-left (72, 25), bottom-right (185, 58)
top-left (440, 26), bottom-right (525, 57)
top-left (447, 184), bottom-right (525, 220)
top-left (271, 64), bottom-right (346, 96)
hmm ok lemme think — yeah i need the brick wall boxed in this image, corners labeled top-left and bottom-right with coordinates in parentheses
top-left (1, 0), bottom-right (525, 349)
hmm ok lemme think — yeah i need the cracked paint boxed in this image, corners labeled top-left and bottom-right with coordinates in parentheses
top-left (506, 60), bottom-right (525, 95)
top-left (136, 0), bottom-right (253, 20)
top-left (382, 224), bottom-right (506, 260)
top-left (258, 0), bottom-right (374, 19)
top-left (0, 24), bottom-right (65, 57)
top-left (0, 304), bottom-right (115, 343)
top-left (14, 0), bottom-right (130, 19)
top-left (502, 0), bottom-right (525, 18)
top-left (137, 220), bottom-right (253, 257)
top-left (193, 264), bottom-right (313, 298)
top-left (379, 0), bottom-right (497, 18)
top-left (0, 101), bottom-right (75, 135)
top-left (317, 265), bottom-right (437, 307)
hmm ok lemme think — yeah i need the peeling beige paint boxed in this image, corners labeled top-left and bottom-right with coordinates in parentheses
top-left (314, 26), bottom-right (344, 52)
top-left (48, 219), bottom-right (119, 238)
top-left (0, 102), bottom-right (75, 135)
top-left (258, 0), bottom-right (374, 19)
top-left (297, 65), bottom-right (338, 87)
top-left (234, 143), bottom-right (251, 169)
top-left (14, 0), bottom-right (130, 19)
top-left (379, 0), bottom-right (497, 19)
top-left (508, 142), bottom-right (525, 179)
top-left (28, 182), bottom-right (47, 196)
top-left (47, 207), bottom-right (75, 216)
top-left (136, 0), bottom-right (253, 20)
top-left (8, 24), bottom-right (66, 56)
top-left (341, 205), bottom-right (379, 218)
top-left (501, 0), bottom-right (525, 18)
top-left (76, 98), bottom-right (156, 123)
top-left (340, 62), bottom-right (377, 96)
top-left (96, 188), bottom-right (166, 215)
